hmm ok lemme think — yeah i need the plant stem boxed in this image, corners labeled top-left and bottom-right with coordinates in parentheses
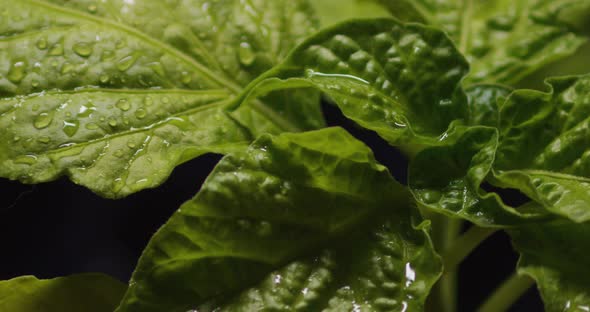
top-left (477, 274), bottom-right (535, 312)
top-left (425, 215), bottom-right (462, 312)
top-left (443, 226), bottom-right (498, 272)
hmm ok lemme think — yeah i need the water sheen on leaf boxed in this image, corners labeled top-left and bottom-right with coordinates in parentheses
top-left (234, 18), bottom-right (469, 150)
top-left (116, 127), bottom-right (441, 312)
top-left (0, 0), bottom-right (324, 198)
top-left (377, 0), bottom-right (590, 86)
top-left (0, 273), bottom-right (126, 312)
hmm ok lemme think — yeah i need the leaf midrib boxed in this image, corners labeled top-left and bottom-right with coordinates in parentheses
top-left (24, 0), bottom-right (303, 132)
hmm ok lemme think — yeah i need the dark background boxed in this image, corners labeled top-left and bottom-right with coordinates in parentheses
top-left (0, 101), bottom-right (543, 312)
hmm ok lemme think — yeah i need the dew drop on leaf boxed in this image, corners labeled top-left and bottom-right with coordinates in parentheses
top-left (85, 122), bottom-right (99, 130)
top-left (34, 112), bottom-right (53, 129)
top-left (135, 108), bottom-right (147, 119)
top-left (108, 118), bottom-right (118, 127)
top-left (62, 120), bottom-right (80, 137)
top-left (116, 99), bottom-right (131, 111)
top-left (99, 74), bottom-right (109, 83)
top-left (73, 42), bottom-right (93, 57)
top-left (114, 150), bottom-right (124, 158)
top-left (101, 50), bottom-right (115, 61)
top-left (48, 41), bottom-right (64, 56)
top-left (117, 54), bottom-right (138, 71)
top-left (14, 154), bottom-right (38, 165)
top-left (238, 42), bottom-right (255, 66)
top-left (37, 136), bottom-right (51, 144)
top-left (127, 141), bottom-right (136, 149)
top-left (36, 38), bottom-right (47, 50)
top-left (144, 96), bottom-right (153, 106)
top-left (61, 63), bottom-right (74, 74)
top-left (7, 60), bottom-right (27, 83)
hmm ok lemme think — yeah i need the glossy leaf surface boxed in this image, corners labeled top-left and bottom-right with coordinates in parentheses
top-left (0, 273), bottom-right (126, 312)
top-left (377, 0), bottom-right (590, 85)
top-left (200, 218), bottom-right (441, 312)
top-left (235, 18), bottom-right (469, 148)
top-left (0, 0), bottom-right (323, 198)
top-left (410, 75), bottom-right (590, 225)
top-left (116, 128), bottom-right (439, 312)
top-left (510, 220), bottom-right (590, 312)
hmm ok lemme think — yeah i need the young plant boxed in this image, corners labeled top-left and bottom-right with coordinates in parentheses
top-left (1, 0), bottom-right (590, 311)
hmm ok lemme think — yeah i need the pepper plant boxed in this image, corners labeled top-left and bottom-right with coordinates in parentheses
top-left (1, 0), bottom-right (590, 311)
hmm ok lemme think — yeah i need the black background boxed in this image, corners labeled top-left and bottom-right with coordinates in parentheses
top-left (0, 102), bottom-right (543, 311)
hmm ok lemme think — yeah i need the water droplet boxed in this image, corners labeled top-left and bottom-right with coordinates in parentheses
top-left (99, 117), bottom-right (105, 122)
top-left (127, 141), bottom-right (136, 149)
top-left (78, 102), bottom-right (96, 118)
top-left (99, 74), bottom-right (109, 83)
top-left (114, 150), bottom-right (124, 158)
top-left (108, 118), bottom-right (118, 127)
top-left (115, 99), bottom-right (131, 111)
top-left (62, 120), bottom-right (79, 137)
top-left (13, 136), bottom-right (20, 142)
top-left (31, 103), bottom-right (40, 111)
top-left (34, 112), bottom-right (53, 129)
top-left (31, 80), bottom-right (40, 87)
top-left (61, 62), bottom-right (74, 74)
top-left (117, 53), bottom-right (139, 71)
top-left (180, 71), bottom-right (192, 84)
top-left (7, 61), bottom-right (27, 83)
top-left (73, 42), bottom-right (93, 57)
top-left (238, 42), bottom-right (255, 66)
top-left (32, 62), bottom-right (42, 73)
top-left (144, 96), bottom-right (153, 106)
top-left (135, 108), bottom-right (147, 119)
top-left (65, 112), bottom-right (72, 118)
top-left (101, 50), bottom-right (115, 61)
top-left (15, 154), bottom-right (38, 165)
top-left (48, 40), bottom-right (64, 56)
top-left (36, 38), bottom-right (48, 50)
top-left (85, 122), bottom-right (99, 130)
top-left (37, 136), bottom-right (51, 144)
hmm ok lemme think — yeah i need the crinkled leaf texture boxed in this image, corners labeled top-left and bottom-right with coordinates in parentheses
top-left (509, 219), bottom-right (590, 312)
top-left (377, 0), bottom-right (590, 85)
top-left (116, 128), bottom-right (441, 312)
top-left (233, 18), bottom-right (469, 151)
top-left (0, 0), bottom-right (324, 198)
top-left (0, 273), bottom-right (126, 312)
top-left (410, 75), bottom-right (590, 227)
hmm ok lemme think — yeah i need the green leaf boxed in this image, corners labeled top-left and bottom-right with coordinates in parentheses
top-left (311, 0), bottom-right (391, 27)
top-left (410, 75), bottom-right (590, 225)
top-left (0, 273), bottom-right (126, 312)
top-left (492, 75), bottom-right (590, 222)
top-left (377, 0), bottom-right (590, 85)
top-left (234, 18), bottom-right (469, 149)
top-left (200, 218), bottom-right (441, 312)
top-left (465, 84), bottom-right (512, 128)
top-left (0, 0), bottom-right (323, 198)
top-left (409, 127), bottom-right (548, 226)
top-left (509, 219), bottom-right (590, 312)
top-left (116, 127), bottom-right (439, 312)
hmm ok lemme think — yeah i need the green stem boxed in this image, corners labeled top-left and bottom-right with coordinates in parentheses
top-left (477, 274), bottom-right (535, 312)
top-left (425, 215), bottom-right (463, 312)
top-left (443, 226), bottom-right (498, 272)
